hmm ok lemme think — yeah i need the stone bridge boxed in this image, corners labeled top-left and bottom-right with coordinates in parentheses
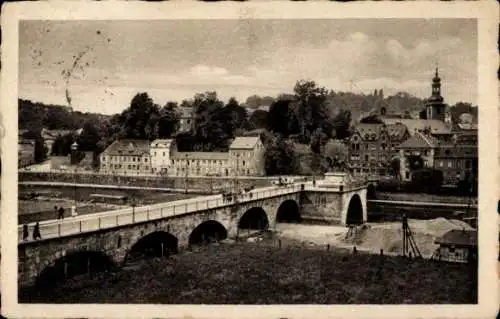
top-left (18, 175), bottom-right (367, 288)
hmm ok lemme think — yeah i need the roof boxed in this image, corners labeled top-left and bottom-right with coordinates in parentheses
top-left (171, 151), bottom-right (229, 161)
top-left (102, 139), bottom-right (150, 156)
top-left (435, 229), bottom-right (477, 247)
top-left (457, 123), bottom-right (478, 131)
top-left (151, 139), bottom-right (175, 148)
top-left (396, 131), bottom-right (440, 149)
top-left (41, 128), bottom-right (81, 139)
top-left (381, 118), bottom-right (452, 136)
top-left (355, 124), bottom-right (384, 141)
top-left (386, 123), bottom-right (409, 141)
top-left (229, 136), bottom-right (261, 150)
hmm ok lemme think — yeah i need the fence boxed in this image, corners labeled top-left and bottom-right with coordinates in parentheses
top-left (19, 183), bottom-right (305, 243)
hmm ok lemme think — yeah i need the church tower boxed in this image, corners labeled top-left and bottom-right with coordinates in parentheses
top-left (425, 67), bottom-right (447, 121)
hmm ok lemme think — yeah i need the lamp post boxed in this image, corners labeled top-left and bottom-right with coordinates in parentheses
top-left (235, 153), bottom-right (240, 193)
top-left (71, 141), bottom-right (78, 217)
top-left (185, 153), bottom-right (189, 194)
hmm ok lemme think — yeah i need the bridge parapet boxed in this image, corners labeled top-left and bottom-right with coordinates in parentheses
top-left (18, 183), bottom-right (304, 244)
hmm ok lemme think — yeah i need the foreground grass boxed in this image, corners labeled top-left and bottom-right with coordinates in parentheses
top-left (22, 242), bottom-right (476, 304)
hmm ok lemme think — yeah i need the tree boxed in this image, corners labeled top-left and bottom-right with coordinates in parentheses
top-left (156, 102), bottom-right (180, 138)
top-left (192, 91), bottom-right (230, 151)
top-left (51, 133), bottom-right (75, 156)
top-left (265, 136), bottom-right (298, 175)
top-left (34, 135), bottom-right (48, 163)
top-left (267, 99), bottom-right (297, 137)
top-left (120, 92), bottom-right (159, 140)
top-left (247, 110), bottom-right (268, 130)
top-left (332, 109), bottom-right (352, 139)
top-left (310, 128), bottom-right (328, 154)
top-left (293, 80), bottom-right (330, 140)
top-left (77, 121), bottom-right (101, 152)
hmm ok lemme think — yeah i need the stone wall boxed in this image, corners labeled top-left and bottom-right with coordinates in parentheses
top-left (18, 172), bottom-right (285, 191)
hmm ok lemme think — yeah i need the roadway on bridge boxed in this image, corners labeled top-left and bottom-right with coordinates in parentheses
top-left (18, 182), bottom-right (308, 244)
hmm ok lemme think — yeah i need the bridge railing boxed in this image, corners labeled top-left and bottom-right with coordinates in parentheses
top-left (18, 183), bottom-right (305, 243)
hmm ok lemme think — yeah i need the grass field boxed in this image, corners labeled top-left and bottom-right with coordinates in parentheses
top-left (22, 242), bottom-right (476, 304)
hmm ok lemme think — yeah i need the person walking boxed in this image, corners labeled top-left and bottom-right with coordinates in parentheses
top-left (22, 224), bottom-right (29, 241)
top-left (54, 205), bottom-right (59, 219)
top-left (58, 206), bottom-right (65, 220)
top-left (33, 222), bottom-right (41, 240)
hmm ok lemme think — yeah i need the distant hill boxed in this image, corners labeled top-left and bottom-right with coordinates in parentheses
top-left (19, 99), bottom-right (111, 133)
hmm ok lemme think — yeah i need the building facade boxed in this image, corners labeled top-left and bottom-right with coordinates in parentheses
top-left (396, 131), bottom-right (439, 181)
top-left (99, 139), bottom-right (151, 175)
top-left (150, 139), bottom-right (176, 174)
top-left (228, 137), bottom-right (266, 177)
top-left (101, 136), bottom-right (266, 177)
top-left (434, 229), bottom-right (477, 263)
top-left (348, 123), bottom-right (409, 177)
top-left (178, 107), bottom-right (194, 133)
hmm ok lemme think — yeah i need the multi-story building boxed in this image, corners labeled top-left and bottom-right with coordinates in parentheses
top-left (178, 107), bottom-right (194, 133)
top-left (150, 139), bottom-right (175, 174)
top-left (99, 139), bottom-right (151, 175)
top-left (228, 136), bottom-right (266, 176)
top-left (434, 127), bottom-right (478, 185)
top-left (169, 151), bottom-right (230, 177)
top-left (100, 136), bottom-right (266, 177)
top-left (348, 123), bottom-right (409, 177)
top-left (396, 131), bottom-right (440, 181)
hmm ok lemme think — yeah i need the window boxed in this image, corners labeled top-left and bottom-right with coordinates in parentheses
top-left (133, 157), bottom-right (136, 162)
top-left (242, 160), bottom-right (246, 166)
top-left (154, 152), bottom-right (157, 156)
top-left (439, 160), bottom-right (443, 167)
top-left (424, 150), bottom-right (429, 156)
top-left (448, 161), bottom-right (452, 168)
top-left (128, 164), bottom-right (131, 169)
top-left (405, 172), bottom-right (410, 179)
top-left (465, 160), bottom-right (471, 169)
top-left (365, 155), bottom-right (369, 161)
top-left (163, 152), bottom-right (165, 157)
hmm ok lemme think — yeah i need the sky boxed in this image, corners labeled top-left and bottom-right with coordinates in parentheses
top-left (19, 19), bottom-right (477, 115)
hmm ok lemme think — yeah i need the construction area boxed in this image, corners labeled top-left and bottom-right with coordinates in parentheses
top-left (274, 217), bottom-right (475, 259)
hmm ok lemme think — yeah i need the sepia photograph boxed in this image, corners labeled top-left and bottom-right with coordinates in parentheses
top-left (1, 2), bottom-right (498, 319)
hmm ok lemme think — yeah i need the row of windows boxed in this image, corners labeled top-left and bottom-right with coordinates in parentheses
top-left (436, 159), bottom-right (472, 169)
top-left (102, 164), bottom-right (148, 170)
top-left (102, 156), bottom-right (148, 163)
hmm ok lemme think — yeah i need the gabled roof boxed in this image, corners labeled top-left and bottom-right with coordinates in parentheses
top-left (386, 123), bottom-right (409, 141)
top-left (354, 123), bottom-right (384, 141)
top-left (381, 118), bottom-right (452, 136)
top-left (151, 139), bottom-right (175, 148)
top-left (396, 131), bottom-right (439, 149)
top-left (435, 229), bottom-right (477, 247)
top-left (229, 136), bottom-right (261, 150)
top-left (102, 139), bottom-right (150, 156)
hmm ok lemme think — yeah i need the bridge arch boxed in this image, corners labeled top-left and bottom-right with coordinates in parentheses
top-left (126, 231), bottom-right (178, 263)
top-left (35, 250), bottom-right (116, 290)
top-left (189, 220), bottom-right (228, 246)
top-left (345, 194), bottom-right (364, 225)
top-left (276, 199), bottom-right (301, 223)
top-left (238, 207), bottom-right (269, 230)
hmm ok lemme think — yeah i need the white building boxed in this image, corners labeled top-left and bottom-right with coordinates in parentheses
top-left (150, 139), bottom-right (175, 174)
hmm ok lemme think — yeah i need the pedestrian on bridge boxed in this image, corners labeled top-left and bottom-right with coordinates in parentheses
top-left (22, 224), bottom-right (29, 241)
top-left (54, 205), bottom-right (58, 219)
top-left (58, 206), bottom-right (65, 220)
top-left (33, 222), bottom-right (41, 240)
